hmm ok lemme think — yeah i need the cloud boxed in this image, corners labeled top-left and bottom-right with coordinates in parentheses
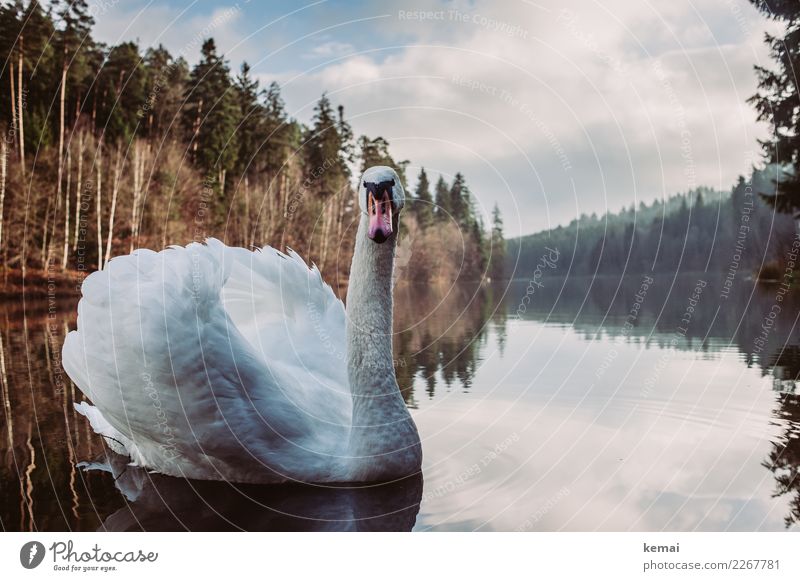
top-left (415, 325), bottom-right (786, 531)
top-left (267, 0), bottom-right (782, 236)
top-left (94, 0), bottom-right (784, 237)
top-left (303, 40), bottom-right (355, 59)
top-left (91, 2), bottom-right (255, 65)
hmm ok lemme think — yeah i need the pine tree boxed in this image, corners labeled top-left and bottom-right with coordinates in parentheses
top-left (358, 135), bottom-right (408, 186)
top-left (748, 0), bottom-right (800, 215)
top-left (142, 45), bottom-right (188, 139)
top-left (304, 94), bottom-right (350, 197)
top-left (183, 38), bottom-right (239, 191)
top-left (233, 62), bottom-right (264, 179)
top-left (56, 0), bottom-right (95, 131)
top-left (449, 172), bottom-right (472, 227)
top-left (413, 168), bottom-right (433, 228)
top-left (471, 215), bottom-right (488, 274)
top-left (301, 94), bottom-right (354, 267)
top-left (96, 41), bottom-right (147, 143)
top-left (490, 203), bottom-right (506, 280)
top-left (434, 175), bottom-right (450, 220)
top-left (0, 2), bottom-right (21, 138)
top-left (262, 81), bottom-right (291, 178)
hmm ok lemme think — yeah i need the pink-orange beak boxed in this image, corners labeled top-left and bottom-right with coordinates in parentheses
top-left (367, 190), bottom-right (394, 243)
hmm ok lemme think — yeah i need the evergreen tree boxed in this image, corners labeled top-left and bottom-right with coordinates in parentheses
top-left (490, 203), bottom-right (506, 280)
top-left (142, 45), bottom-right (189, 139)
top-left (56, 0), bottom-right (95, 130)
top-left (262, 81), bottom-right (292, 178)
top-left (0, 2), bottom-right (22, 131)
top-left (413, 167), bottom-right (434, 228)
top-left (233, 62), bottom-right (264, 178)
top-left (471, 215), bottom-right (488, 274)
top-left (304, 93), bottom-right (350, 197)
top-left (449, 172), bottom-right (471, 226)
top-left (358, 135), bottom-right (408, 187)
top-left (96, 41), bottom-right (147, 143)
top-left (0, 7), bottom-right (499, 283)
top-left (1, 1), bottom-right (57, 150)
top-left (182, 38), bottom-right (239, 189)
top-left (434, 175), bottom-right (450, 220)
top-left (748, 0), bottom-right (800, 215)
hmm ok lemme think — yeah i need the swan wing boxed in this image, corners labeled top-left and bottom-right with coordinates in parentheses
top-left (62, 239), bottom-right (351, 483)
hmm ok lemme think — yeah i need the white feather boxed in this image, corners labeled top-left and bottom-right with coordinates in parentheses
top-left (63, 167), bottom-right (421, 484)
top-left (64, 239), bottom-right (351, 483)
top-left (358, 165), bottom-right (405, 213)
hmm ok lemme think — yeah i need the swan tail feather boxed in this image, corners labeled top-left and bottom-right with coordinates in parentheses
top-left (62, 238), bottom-right (350, 483)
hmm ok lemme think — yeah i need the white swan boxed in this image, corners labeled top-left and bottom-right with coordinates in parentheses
top-left (62, 166), bottom-right (422, 484)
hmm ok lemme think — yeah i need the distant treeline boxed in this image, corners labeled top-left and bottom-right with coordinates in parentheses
top-left (0, 1), bottom-right (505, 291)
top-left (507, 166), bottom-right (797, 279)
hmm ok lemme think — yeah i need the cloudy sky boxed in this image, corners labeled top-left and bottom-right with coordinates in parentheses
top-left (91, 0), bottom-right (782, 237)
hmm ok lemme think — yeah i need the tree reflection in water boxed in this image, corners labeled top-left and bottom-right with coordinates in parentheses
top-left (2, 275), bottom-right (800, 530)
top-left (764, 346), bottom-right (800, 528)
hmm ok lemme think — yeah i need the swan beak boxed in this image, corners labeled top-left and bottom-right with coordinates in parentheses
top-left (367, 191), bottom-right (394, 243)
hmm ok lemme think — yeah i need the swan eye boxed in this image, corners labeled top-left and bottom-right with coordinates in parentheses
top-left (362, 178), bottom-right (398, 214)
top-left (359, 168), bottom-right (404, 216)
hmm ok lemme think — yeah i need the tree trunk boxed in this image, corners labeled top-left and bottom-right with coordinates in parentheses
top-left (335, 187), bottom-right (345, 265)
top-left (9, 61), bottom-right (16, 152)
top-left (130, 140), bottom-right (142, 252)
top-left (244, 174), bottom-right (250, 247)
top-left (62, 144), bottom-right (72, 270)
top-left (0, 140), bottom-right (6, 253)
top-left (50, 62), bottom-right (67, 268)
top-left (264, 175), bottom-right (272, 248)
top-left (96, 139), bottom-right (103, 271)
top-left (104, 146), bottom-right (122, 267)
top-left (17, 36), bottom-right (25, 177)
top-left (72, 133), bottom-right (84, 251)
top-left (41, 187), bottom-right (51, 267)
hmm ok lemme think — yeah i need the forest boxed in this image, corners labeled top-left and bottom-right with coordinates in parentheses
top-left (0, 1), bottom-right (505, 296)
top-left (511, 0), bottom-right (800, 282)
top-left (507, 167), bottom-right (798, 280)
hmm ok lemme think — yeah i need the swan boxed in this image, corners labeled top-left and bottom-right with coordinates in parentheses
top-left (62, 166), bottom-right (422, 484)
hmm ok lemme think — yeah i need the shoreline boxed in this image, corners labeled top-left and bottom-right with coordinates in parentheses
top-left (0, 267), bottom-right (84, 300)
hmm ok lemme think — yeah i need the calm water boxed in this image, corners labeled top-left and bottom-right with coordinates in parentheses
top-left (1, 273), bottom-right (799, 531)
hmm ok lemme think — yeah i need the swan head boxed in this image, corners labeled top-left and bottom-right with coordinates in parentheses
top-left (359, 166), bottom-right (404, 244)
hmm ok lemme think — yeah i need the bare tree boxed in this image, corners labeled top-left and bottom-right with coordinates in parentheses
top-left (62, 144), bottom-right (72, 269)
top-left (53, 42), bottom-right (67, 267)
top-left (9, 61), bottom-right (16, 152)
top-left (17, 35), bottom-right (24, 177)
top-left (129, 140), bottom-right (145, 252)
top-left (96, 139), bottom-right (103, 271)
top-left (0, 140), bottom-right (6, 253)
top-left (104, 146), bottom-right (122, 267)
top-left (72, 132), bottom-right (84, 251)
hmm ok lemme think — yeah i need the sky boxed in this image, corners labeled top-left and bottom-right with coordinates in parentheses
top-left (89, 0), bottom-right (783, 237)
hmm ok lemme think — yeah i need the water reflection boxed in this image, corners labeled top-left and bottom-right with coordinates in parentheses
top-left (0, 302), bottom-right (120, 531)
top-left (762, 347), bottom-right (800, 527)
top-left (91, 453), bottom-right (422, 531)
top-left (393, 283), bottom-right (500, 399)
top-left (1, 274), bottom-right (800, 530)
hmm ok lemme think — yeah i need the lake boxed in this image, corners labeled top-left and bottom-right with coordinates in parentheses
top-left (1, 273), bottom-right (799, 531)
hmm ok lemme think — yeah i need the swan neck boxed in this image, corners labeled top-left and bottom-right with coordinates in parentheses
top-left (346, 215), bottom-right (397, 393)
top-left (344, 213), bottom-right (422, 481)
